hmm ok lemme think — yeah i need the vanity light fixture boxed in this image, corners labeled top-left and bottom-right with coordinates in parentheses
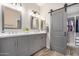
top-left (28, 10), bottom-right (45, 20)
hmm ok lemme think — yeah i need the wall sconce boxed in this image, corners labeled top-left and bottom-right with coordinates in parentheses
top-left (28, 10), bottom-right (45, 20)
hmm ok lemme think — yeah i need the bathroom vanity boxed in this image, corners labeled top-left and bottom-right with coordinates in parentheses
top-left (0, 32), bottom-right (46, 56)
top-left (0, 4), bottom-right (47, 56)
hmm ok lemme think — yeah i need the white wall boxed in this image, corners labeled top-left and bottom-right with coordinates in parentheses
top-left (0, 4), bottom-right (2, 32)
top-left (22, 3), bottom-right (40, 30)
top-left (1, 3), bottom-right (40, 32)
top-left (67, 4), bottom-right (79, 17)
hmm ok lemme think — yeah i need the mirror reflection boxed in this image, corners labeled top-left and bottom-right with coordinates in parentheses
top-left (3, 6), bottom-right (22, 29)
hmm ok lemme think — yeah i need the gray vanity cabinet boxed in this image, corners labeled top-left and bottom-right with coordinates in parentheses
top-left (16, 35), bottom-right (30, 56)
top-left (0, 36), bottom-right (30, 56)
top-left (16, 34), bottom-right (46, 55)
top-left (0, 33), bottom-right (46, 56)
top-left (29, 34), bottom-right (46, 55)
top-left (0, 37), bottom-right (16, 56)
top-left (29, 35), bottom-right (40, 55)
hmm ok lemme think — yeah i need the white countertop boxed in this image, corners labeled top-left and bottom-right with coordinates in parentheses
top-left (0, 31), bottom-right (47, 38)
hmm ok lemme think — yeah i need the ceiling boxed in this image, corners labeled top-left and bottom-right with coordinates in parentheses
top-left (36, 3), bottom-right (73, 6)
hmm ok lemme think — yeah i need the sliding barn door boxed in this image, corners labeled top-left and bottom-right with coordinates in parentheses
top-left (50, 8), bottom-right (67, 54)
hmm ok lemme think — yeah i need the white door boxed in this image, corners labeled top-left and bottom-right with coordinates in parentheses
top-left (50, 8), bottom-right (67, 54)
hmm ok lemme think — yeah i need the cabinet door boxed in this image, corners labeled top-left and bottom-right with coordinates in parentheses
top-left (29, 35), bottom-right (40, 55)
top-left (17, 36), bottom-right (30, 56)
top-left (0, 37), bottom-right (16, 56)
top-left (40, 34), bottom-right (46, 48)
top-left (29, 34), bottom-right (46, 55)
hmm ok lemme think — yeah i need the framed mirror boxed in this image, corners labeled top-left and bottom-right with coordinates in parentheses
top-left (30, 16), bottom-right (39, 30)
top-left (2, 6), bottom-right (22, 30)
top-left (40, 20), bottom-right (46, 30)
